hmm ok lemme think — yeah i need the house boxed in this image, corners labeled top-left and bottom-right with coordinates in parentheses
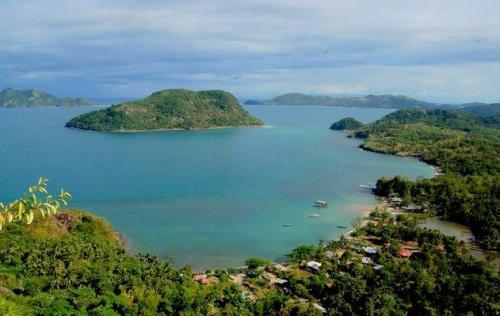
top-left (361, 257), bottom-right (373, 264)
top-left (391, 197), bottom-right (403, 204)
top-left (312, 303), bottom-right (327, 313)
top-left (325, 250), bottom-right (334, 259)
top-left (364, 246), bottom-right (377, 254)
top-left (398, 249), bottom-right (413, 257)
top-left (374, 264), bottom-right (384, 270)
top-left (275, 278), bottom-right (288, 285)
top-left (307, 261), bottom-right (322, 270)
top-left (192, 274), bottom-right (210, 285)
top-left (402, 203), bottom-right (423, 211)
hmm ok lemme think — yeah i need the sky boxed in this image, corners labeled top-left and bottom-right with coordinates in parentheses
top-left (1, 0), bottom-right (500, 103)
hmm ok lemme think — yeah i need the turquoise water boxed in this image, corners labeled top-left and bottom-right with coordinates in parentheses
top-left (0, 105), bottom-right (434, 270)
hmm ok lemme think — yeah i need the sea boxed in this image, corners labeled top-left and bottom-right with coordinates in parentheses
top-left (0, 104), bottom-right (434, 270)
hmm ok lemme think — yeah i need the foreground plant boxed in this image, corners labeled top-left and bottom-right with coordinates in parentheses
top-left (0, 178), bottom-right (71, 230)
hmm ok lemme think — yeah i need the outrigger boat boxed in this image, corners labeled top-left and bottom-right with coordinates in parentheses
top-left (313, 200), bottom-right (328, 208)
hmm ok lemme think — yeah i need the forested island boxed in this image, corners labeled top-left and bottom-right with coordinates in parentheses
top-left (66, 89), bottom-right (262, 132)
top-left (0, 88), bottom-right (91, 107)
top-left (331, 108), bottom-right (500, 250)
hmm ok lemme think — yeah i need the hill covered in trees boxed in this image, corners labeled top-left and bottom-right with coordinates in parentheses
top-left (0, 88), bottom-right (90, 107)
top-left (66, 89), bottom-right (262, 132)
top-left (331, 109), bottom-right (500, 250)
top-left (329, 117), bottom-right (363, 130)
top-left (0, 181), bottom-right (497, 315)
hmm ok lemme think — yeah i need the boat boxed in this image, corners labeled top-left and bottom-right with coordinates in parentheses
top-left (309, 213), bottom-right (321, 217)
top-left (283, 224), bottom-right (292, 227)
top-left (337, 225), bottom-right (347, 228)
top-left (313, 200), bottom-right (328, 208)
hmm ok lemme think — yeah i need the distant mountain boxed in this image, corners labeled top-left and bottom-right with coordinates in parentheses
top-left (66, 89), bottom-right (263, 132)
top-left (0, 88), bottom-right (91, 107)
top-left (245, 93), bottom-right (439, 109)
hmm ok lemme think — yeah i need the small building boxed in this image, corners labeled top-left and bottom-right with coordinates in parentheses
top-left (398, 249), bottom-right (413, 257)
top-left (307, 261), bottom-right (322, 270)
top-left (275, 278), bottom-right (288, 285)
top-left (272, 263), bottom-right (288, 272)
top-left (364, 246), bottom-right (377, 254)
top-left (391, 197), bottom-right (403, 204)
top-left (361, 257), bottom-right (373, 264)
top-left (374, 264), bottom-right (383, 270)
top-left (402, 203), bottom-right (423, 211)
top-left (325, 250), bottom-right (334, 259)
top-left (312, 303), bottom-right (327, 313)
top-left (192, 274), bottom-right (209, 285)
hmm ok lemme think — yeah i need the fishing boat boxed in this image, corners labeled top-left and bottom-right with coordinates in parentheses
top-left (313, 200), bottom-right (328, 208)
top-left (309, 213), bottom-right (321, 217)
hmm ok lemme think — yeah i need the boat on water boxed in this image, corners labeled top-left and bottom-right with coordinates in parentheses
top-left (283, 224), bottom-right (292, 227)
top-left (313, 200), bottom-right (328, 208)
top-left (309, 213), bottom-right (321, 217)
top-left (337, 225), bottom-right (347, 228)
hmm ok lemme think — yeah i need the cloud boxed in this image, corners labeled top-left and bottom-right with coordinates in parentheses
top-left (1, 0), bottom-right (499, 102)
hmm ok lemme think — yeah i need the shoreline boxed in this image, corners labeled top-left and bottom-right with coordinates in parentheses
top-left (66, 124), bottom-right (267, 134)
top-left (358, 144), bottom-right (443, 175)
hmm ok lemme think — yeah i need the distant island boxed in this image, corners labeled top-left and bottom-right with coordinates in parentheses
top-left (0, 88), bottom-right (91, 107)
top-left (245, 93), bottom-right (437, 109)
top-left (246, 93), bottom-right (500, 113)
top-left (66, 89), bottom-right (263, 132)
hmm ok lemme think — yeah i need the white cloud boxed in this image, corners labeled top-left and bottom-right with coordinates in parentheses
top-left (1, 0), bottom-right (499, 101)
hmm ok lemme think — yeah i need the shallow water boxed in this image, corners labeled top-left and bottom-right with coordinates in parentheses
top-left (0, 105), bottom-right (434, 270)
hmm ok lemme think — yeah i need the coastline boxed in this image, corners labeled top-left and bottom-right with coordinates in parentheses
top-left (358, 143), bottom-right (443, 175)
top-left (66, 124), bottom-right (267, 134)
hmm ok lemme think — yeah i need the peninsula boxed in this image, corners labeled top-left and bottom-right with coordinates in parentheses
top-left (331, 108), bottom-right (499, 250)
top-left (66, 89), bottom-right (263, 131)
top-left (0, 88), bottom-right (91, 107)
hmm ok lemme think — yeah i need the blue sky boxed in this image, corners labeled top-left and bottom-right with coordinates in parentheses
top-left (1, 0), bottom-right (500, 103)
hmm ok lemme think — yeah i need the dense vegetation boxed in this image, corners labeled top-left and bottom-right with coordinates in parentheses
top-left (0, 191), bottom-right (497, 315)
top-left (0, 88), bottom-right (90, 107)
top-left (329, 117), bottom-right (363, 130)
top-left (66, 89), bottom-right (262, 132)
top-left (332, 109), bottom-right (500, 250)
top-left (460, 103), bottom-right (500, 116)
top-left (246, 93), bottom-right (438, 109)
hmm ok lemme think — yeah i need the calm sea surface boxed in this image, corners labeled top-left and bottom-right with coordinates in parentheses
top-left (0, 105), bottom-right (434, 270)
